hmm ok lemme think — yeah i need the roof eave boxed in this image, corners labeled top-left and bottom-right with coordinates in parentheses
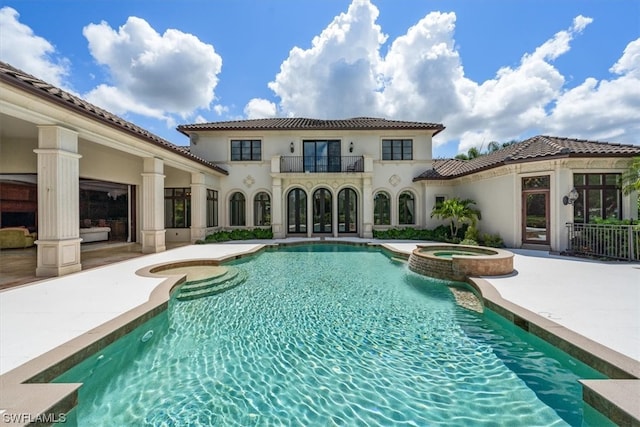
top-left (1, 71), bottom-right (228, 176)
top-left (177, 123), bottom-right (445, 134)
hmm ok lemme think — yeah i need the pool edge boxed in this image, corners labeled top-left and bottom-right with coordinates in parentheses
top-left (467, 276), bottom-right (640, 426)
top-left (0, 241), bottom-right (637, 426)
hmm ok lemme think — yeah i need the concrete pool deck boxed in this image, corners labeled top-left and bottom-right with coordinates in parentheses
top-left (0, 238), bottom-right (639, 424)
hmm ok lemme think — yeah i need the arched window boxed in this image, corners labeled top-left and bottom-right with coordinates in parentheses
top-left (398, 191), bottom-right (415, 225)
top-left (229, 192), bottom-right (246, 226)
top-left (254, 192), bottom-right (271, 226)
top-left (373, 191), bottom-right (391, 225)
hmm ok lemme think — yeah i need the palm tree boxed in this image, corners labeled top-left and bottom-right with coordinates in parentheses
top-left (487, 141), bottom-right (501, 153)
top-left (621, 156), bottom-right (640, 217)
top-left (431, 198), bottom-right (481, 238)
top-left (454, 146), bottom-right (481, 160)
top-left (454, 140), bottom-right (517, 160)
top-left (621, 156), bottom-right (640, 195)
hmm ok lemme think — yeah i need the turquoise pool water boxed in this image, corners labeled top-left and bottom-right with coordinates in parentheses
top-left (54, 244), bottom-right (611, 426)
top-left (432, 251), bottom-right (480, 258)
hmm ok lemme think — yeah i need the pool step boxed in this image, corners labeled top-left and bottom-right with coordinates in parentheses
top-left (176, 267), bottom-right (247, 301)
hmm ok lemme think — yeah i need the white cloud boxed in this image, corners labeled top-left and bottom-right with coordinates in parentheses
top-left (0, 7), bottom-right (69, 87)
top-left (213, 105), bottom-right (229, 116)
top-left (610, 38), bottom-right (640, 77)
top-left (265, 0), bottom-right (638, 153)
top-left (244, 98), bottom-right (277, 119)
top-left (86, 84), bottom-right (170, 120)
top-left (545, 38), bottom-right (640, 143)
top-left (268, 0), bottom-right (386, 117)
top-left (82, 16), bottom-right (222, 123)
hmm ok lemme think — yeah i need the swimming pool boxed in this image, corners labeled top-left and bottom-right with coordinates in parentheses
top-left (54, 244), bottom-right (611, 426)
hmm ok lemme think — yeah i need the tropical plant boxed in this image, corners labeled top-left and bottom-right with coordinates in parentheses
top-left (198, 228), bottom-right (273, 244)
top-left (454, 147), bottom-right (481, 160)
top-left (454, 140), bottom-right (519, 160)
top-left (430, 198), bottom-right (481, 239)
top-left (480, 233), bottom-right (504, 248)
top-left (620, 156), bottom-right (640, 217)
top-left (621, 157), bottom-right (640, 195)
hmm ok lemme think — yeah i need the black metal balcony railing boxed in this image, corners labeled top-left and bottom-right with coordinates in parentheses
top-left (280, 156), bottom-right (364, 173)
top-left (566, 222), bottom-right (639, 261)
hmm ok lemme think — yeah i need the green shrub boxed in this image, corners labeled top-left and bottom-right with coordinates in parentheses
top-left (373, 226), bottom-right (464, 242)
top-left (201, 228), bottom-right (273, 243)
top-left (460, 239), bottom-right (479, 246)
top-left (480, 233), bottom-right (504, 248)
top-left (594, 218), bottom-right (639, 226)
top-left (464, 224), bottom-right (479, 242)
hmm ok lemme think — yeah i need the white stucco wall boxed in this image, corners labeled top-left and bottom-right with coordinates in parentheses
top-left (457, 174), bottom-right (518, 247)
top-left (0, 138), bottom-right (38, 173)
top-left (79, 141), bottom-right (143, 185)
top-left (189, 129), bottom-right (436, 232)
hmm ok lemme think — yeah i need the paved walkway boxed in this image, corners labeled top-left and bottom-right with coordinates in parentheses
top-left (1, 240), bottom-right (638, 376)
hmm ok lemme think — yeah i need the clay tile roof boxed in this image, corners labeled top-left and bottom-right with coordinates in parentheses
top-left (0, 61), bottom-right (227, 175)
top-left (177, 117), bottom-right (445, 134)
top-left (415, 135), bottom-right (640, 181)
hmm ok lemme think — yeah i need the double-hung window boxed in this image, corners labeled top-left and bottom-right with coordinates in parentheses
top-left (231, 140), bottom-right (261, 161)
top-left (382, 139), bottom-right (413, 160)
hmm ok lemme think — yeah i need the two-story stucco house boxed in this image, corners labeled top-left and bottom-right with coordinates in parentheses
top-left (176, 117), bottom-right (445, 240)
top-left (177, 120), bottom-right (640, 252)
top-left (1, 61), bottom-right (639, 278)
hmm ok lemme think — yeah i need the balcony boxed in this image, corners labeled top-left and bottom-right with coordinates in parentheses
top-left (279, 156), bottom-right (365, 173)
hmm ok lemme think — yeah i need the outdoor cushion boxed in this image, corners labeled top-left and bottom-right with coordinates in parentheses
top-left (0, 227), bottom-right (37, 249)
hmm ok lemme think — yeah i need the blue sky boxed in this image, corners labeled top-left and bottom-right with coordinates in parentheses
top-left (1, 0), bottom-right (638, 158)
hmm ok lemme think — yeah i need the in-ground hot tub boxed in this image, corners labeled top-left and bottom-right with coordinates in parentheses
top-left (409, 244), bottom-right (514, 281)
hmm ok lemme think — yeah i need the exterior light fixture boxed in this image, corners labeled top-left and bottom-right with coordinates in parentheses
top-left (349, 141), bottom-right (354, 153)
top-left (290, 142), bottom-right (295, 153)
top-left (563, 187), bottom-right (579, 205)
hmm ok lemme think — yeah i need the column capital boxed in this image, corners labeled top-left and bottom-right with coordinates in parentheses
top-left (37, 125), bottom-right (78, 151)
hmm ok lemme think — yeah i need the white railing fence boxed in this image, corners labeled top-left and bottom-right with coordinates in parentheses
top-left (566, 222), bottom-right (639, 261)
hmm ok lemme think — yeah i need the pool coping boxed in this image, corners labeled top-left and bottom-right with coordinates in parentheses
top-left (0, 241), bottom-right (638, 426)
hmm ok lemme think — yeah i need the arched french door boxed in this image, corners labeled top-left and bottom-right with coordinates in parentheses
top-left (338, 188), bottom-right (357, 233)
top-left (313, 188), bottom-right (332, 233)
top-left (287, 188), bottom-right (307, 234)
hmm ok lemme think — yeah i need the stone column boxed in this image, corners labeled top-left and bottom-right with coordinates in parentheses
top-left (362, 176), bottom-right (373, 238)
top-left (271, 177), bottom-right (284, 238)
top-left (34, 126), bottom-right (82, 277)
top-left (307, 188), bottom-right (313, 238)
top-left (141, 157), bottom-right (166, 253)
top-left (190, 172), bottom-right (207, 243)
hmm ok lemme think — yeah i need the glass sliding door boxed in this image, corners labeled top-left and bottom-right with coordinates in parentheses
top-left (303, 140), bottom-right (341, 172)
top-left (80, 179), bottom-right (132, 242)
top-left (313, 188), bottom-right (332, 233)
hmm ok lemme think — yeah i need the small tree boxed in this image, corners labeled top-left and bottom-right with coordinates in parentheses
top-left (431, 198), bottom-right (481, 239)
top-left (621, 157), bottom-right (640, 218)
top-left (621, 157), bottom-right (640, 195)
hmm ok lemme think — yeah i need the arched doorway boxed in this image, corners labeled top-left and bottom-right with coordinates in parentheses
top-left (338, 188), bottom-right (357, 233)
top-left (287, 188), bottom-right (307, 234)
top-left (313, 188), bottom-right (332, 233)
